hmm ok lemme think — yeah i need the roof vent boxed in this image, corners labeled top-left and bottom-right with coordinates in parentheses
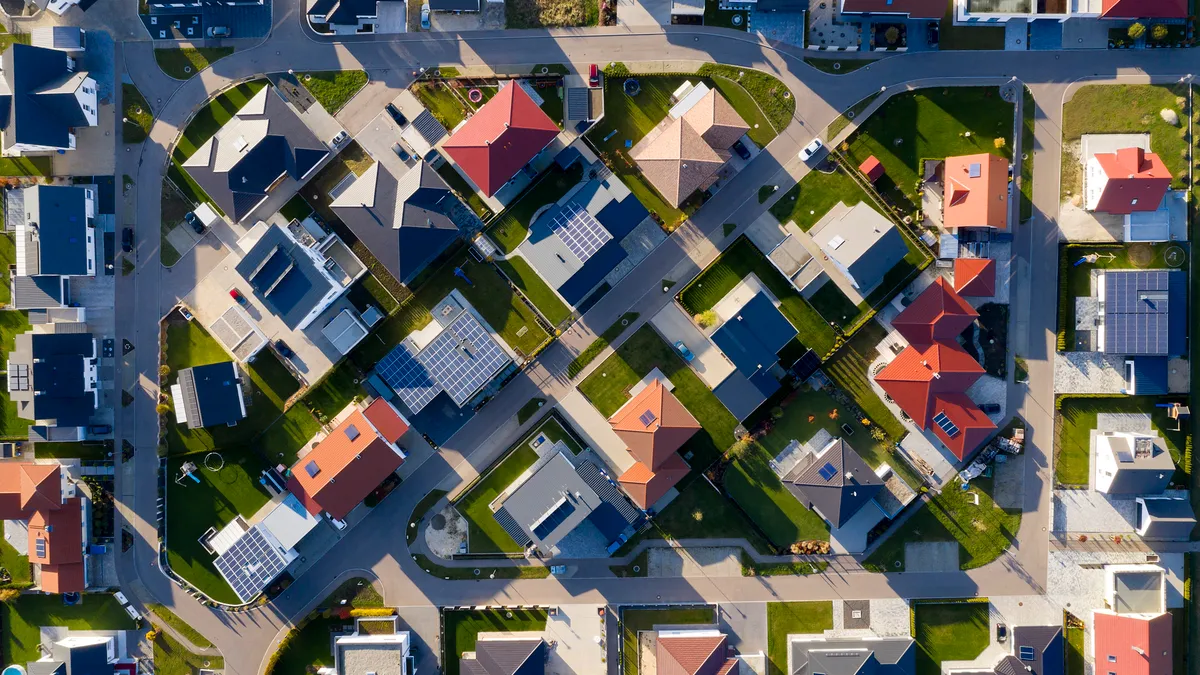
top-left (305, 460), bottom-right (320, 478)
top-left (345, 425), bottom-right (361, 441)
top-left (829, 235), bottom-right (846, 250)
top-left (968, 163), bottom-right (981, 178)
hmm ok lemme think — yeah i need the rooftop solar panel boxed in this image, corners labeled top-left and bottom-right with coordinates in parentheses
top-left (638, 410), bottom-right (657, 427)
top-left (213, 527), bottom-right (290, 602)
top-left (531, 498), bottom-right (577, 540)
top-left (933, 412), bottom-right (960, 437)
top-left (416, 311), bottom-right (510, 407)
top-left (550, 201), bottom-right (612, 263)
top-left (817, 462), bottom-right (838, 481)
top-left (376, 344), bottom-right (440, 413)
top-left (1104, 270), bottom-right (1183, 356)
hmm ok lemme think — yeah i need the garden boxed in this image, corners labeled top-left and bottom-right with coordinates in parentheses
top-left (1054, 395), bottom-right (1190, 488)
top-left (297, 70), bottom-right (368, 114)
top-left (444, 607), bottom-right (548, 675)
top-left (620, 606), bottom-right (715, 675)
top-left (121, 83), bottom-right (153, 144)
top-left (766, 601), bottom-right (833, 675)
top-left (3, 594), bottom-right (134, 664)
top-left (912, 601), bottom-right (990, 675)
top-left (268, 578), bottom-right (387, 675)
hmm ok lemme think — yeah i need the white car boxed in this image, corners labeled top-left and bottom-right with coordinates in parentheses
top-left (331, 130), bottom-right (349, 147)
top-left (799, 139), bottom-right (824, 162)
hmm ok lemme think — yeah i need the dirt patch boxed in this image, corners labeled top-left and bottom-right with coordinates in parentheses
top-left (638, 631), bottom-right (658, 675)
top-left (424, 504), bottom-right (468, 558)
top-left (505, 0), bottom-right (596, 27)
top-left (1127, 243), bottom-right (1154, 267)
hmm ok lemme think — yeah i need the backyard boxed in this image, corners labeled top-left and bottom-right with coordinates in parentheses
top-left (625, 477), bottom-right (774, 554)
top-left (155, 47), bottom-right (234, 80)
top-left (844, 87), bottom-right (1016, 215)
top-left (299, 70), bottom-right (368, 114)
top-left (154, 629), bottom-right (223, 675)
top-left (122, 83), bottom-right (153, 144)
top-left (912, 601), bottom-right (991, 675)
top-left (505, 0), bottom-right (597, 28)
top-left (724, 445), bottom-right (831, 549)
top-left (1055, 396), bottom-right (1190, 487)
top-left (766, 601), bottom-right (834, 675)
top-left (495, 256), bottom-right (572, 327)
top-left (485, 160), bottom-right (584, 253)
top-left (444, 608), bottom-right (548, 675)
top-left (268, 578), bottom-right (385, 675)
top-left (620, 606), bottom-right (715, 675)
top-left (3, 594), bottom-right (134, 665)
top-left (821, 320), bottom-right (908, 442)
top-left (0, 310), bottom-right (34, 439)
top-left (677, 236), bottom-right (838, 356)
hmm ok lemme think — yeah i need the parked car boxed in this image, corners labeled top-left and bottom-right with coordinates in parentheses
top-left (87, 425), bottom-right (112, 435)
top-left (230, 289), bottom-right (248, 306)
top-left (386, 103), bottom-right (407, 127)
top-left (980, 403), bottom-right (1002, 414)
top-left (392, 143), bottom-right (411, 162)
top-left (589, 63), bottom-right (600, 87)
top-left (274, 340), bottom-right (294, 358)
top-left (799, 139), bottom-right (824, 163)
top-left (673, 341), bottom-right (695, 362)
top-left (324, 512), bottom-right (347, 530)
top-left (121, 227), bottom-right (134, 253)
top-left (926, 21), bottom-right (938, 46)
top-left (732, 140), bottom-right (751, 160)
top-left (997, 624), bottom-right (1008, 643)
top-left (331, 130), bottom-right (349, 147)
top-left (420, 3), bottom-right (430, 29)
top-left (207, 26), bottom-right (230, 38)
top-left (184, 211), bottom-right (205, 234)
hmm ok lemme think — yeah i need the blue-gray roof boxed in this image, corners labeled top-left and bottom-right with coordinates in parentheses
top-left (27, 332), bottom-right (95, 427)
top-left (26, 185), bottom-right (91, 276)
top-left (234, 224), bottom-right (339, 330)
top-left (179, 361), bottom-right (245, 428)
top-left (0, 44), bottom-right (91, 152)
top-left (712, 292), bottom-right (797, 383)
top-left (1131, 356), bottom-right (1169, 395)
top-left (1103, 270), bottom-right (1186, 356)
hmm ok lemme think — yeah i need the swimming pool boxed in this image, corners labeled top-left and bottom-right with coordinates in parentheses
top-left (4, 664), bottom-right (27, 675)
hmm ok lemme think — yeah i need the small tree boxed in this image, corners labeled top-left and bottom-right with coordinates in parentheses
top-left (155, 403), bottom-right (170, 416)
top-left (884, 26), bottom-right (900, 45)
top-left (0, 589), bottom-right (20, 604)
top-left (695, 310), bottom-right (718, 328)
top-left (158, 365), bottom-right (170, 378)
top-left (1151, 23), bottom-right (1168, 41)
top-left (1128, 22), bottom-right (1146, 39)
top-left (145, 627), bottom-right (159, 643)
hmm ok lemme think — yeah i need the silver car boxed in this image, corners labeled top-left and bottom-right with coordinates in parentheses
top-left (420, 3), bottom-right (430, 29)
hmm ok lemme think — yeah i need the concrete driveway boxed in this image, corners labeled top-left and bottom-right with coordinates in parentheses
top-left (618, 0), bottom-right (669, 26)
top-left (650, 304), bottom-right (734, 389)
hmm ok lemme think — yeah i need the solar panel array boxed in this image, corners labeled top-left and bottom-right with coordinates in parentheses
top-left (531, 499), bottom-right (577, 540)
top-left (375, 310), bottom-right (510, 413)
top-left (214, 527), bottom-right (289, 602)
top-left (1105, 271), bottom-right (1176, 355)
top-left (638, 410), bottom-right (657, 427)
top-left (550, 201), bottom-right (612, 263)
top-left (817, 462), bottom-right (838, 481)
top-left (933, 412), bottom-right (960, 437)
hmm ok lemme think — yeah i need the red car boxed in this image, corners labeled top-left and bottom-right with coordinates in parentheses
top-left (229, 289), bottom-right (247, 306)
top-left (589, 64), bottom-right (600, 87)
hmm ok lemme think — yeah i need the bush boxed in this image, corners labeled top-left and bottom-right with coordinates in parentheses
top-left (1128, 22), bottom-right (1146, 39)
top-left (349, 607), bottom-right (396, 617)
top-left (695, 310), bottom-right (718, 328)
top-left (1151, 24), bottom-right (1168, 40)
top-left (884, 27), bottom-right (899, 44)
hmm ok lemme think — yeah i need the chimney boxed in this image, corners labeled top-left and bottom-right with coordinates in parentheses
top-left (932, 372), bottom-right (941, 380)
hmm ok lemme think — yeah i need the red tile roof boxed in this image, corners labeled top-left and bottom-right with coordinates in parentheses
top-left (1092, 147), bottom-right (1172, 214)
top-left (0, 464), bottom-right (84, 592)
top-left (1093, 611), bottom-right (1172, 675)
top-left (954, 258), bottom-right (996, 297)
top-left (859, 156), bottom-right (885, 183)
top-left (618, 454), bottom-right (690, 510)
top-left (610, 380), bottom-right (701, 471)
top-left (943, 153), bottom-right (1009, 229)
top-left (0, 463), bottom-right (62, 518)
top-left (441, 81), bottom-right (560, 196)
top-left (1100, 0), bottom-right (1185, 17)
top-left (892, 278), bottom-right (978, 350)
top-left (929, 393), bottom-right (996, 459)
top-left (40, 562), bottom-right (85, 594)
top-left (363, 398), bottom-right (409, 444)
top-left (28, 497), bottom-right (82, 566)
top-left (656, 633), bottom-right (729, 675)
top-left (841, 0), bottom-right (947, 17)
top-left (288, 409), bottom-right (405, 520)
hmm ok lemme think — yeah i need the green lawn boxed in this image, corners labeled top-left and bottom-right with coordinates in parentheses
top-left (496, 256), bottom-right (571, 327)
top-left (486, 161), bottom-right (584, 253)
top-left (0, 311), bottom-right (33, 439)
top-left (348, 274), bottom-right (401, 315)
top-left (770, 165), bottom-right (872, 232)
top-left (567, 312), bottom-right (638, 378)
top-left (122, 83), bottom-right (153, 144)
top-left (517, 397), bottom-right (546, 424)
top-left (1061, 84), bottom-right (1190, 193)
top-left (621, 607), bottom-right (715, 675)
top-left (300, 70), bottom-right (368, 114)
top-left (280, 194), bottom-right (314, 222)
top-left (808, 282), bottom-right (862, 328)
top-left (0, 234), bottom-right (15, 304)
top-left (154, 629), bottom-right (223, 675)
top-left (539, 85), bottom-right (564, 126)
top-left (444, 609), bottom-right (548, 675)
top-left (0, 538), bottom-right (30, 589)
top-left (173, 79), bottom-right (269, 161)
top-left (412, 81), bottom-right (468, 130)
top-left (155, 47), bottom-right (234, 80)
top-left (34, 442), bottom-right (110, 460)
top-left (1020, 86), bottom-right (1034, 222)
top-left (767, 602), bottom-right (834, 675)
top-left (628, 477), bottom-right (773, 553)
top-left (828, 92), bottom-right (881, 140)
top-left (1066, 620), bottom-right (1085, 675)
top-left (698, 64), bottom-right (794, 143)
top-left (578, 325), bottom-right (737, 469)
top-left (845, 87), bottom-right (1015, 215)
top-left (913, 602), bottom-right (991, 675)
top-left (505, 0), bottom-right (597, 27)
top-left (268, 578), bottom-right (384, 675)
top-left (3, 594), bottom-right (134, 665)
top-left (414, 554), bottom-right (550, 580)
top-left (677, 236), bottom-right (838, 356)
top-left (863, 476), bottom-right (1020, 572)
top-left (148, 603), bottom-right (213, 648)
top-left (725, 445), bottom-right (830, 548)
top-left (822, 320), bottom-right (907, 441)
top-left (1056, 396), bottom-right (1189, 487)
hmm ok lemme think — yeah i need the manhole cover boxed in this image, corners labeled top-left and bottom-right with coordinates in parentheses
top-left (431, 514), bottom-right (447, 530)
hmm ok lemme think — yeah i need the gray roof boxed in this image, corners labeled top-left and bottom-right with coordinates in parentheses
top-left (11, 275), bottom-right (64, 310)
top-left (494, 449), bottom-right (600, 551)
top-left (1100, 433), bottom-right (1175, 496)
top-left (1112, 569), bottom-right (1164, 614)
top-left (1139, 497), bottom-right (1196, 540)
top-left (0, 44), bottom-right (92, 151)
top-left (177, 362), bottom-right (245, 429)
top-left (782, 439), bottom-right (883, 528)
top-left (309, 0), bottom-right (405, 26)
top-left (713, 371), bottom-right (770, 421)
top-left (430, 0), bottom-right (479, 10)
top-left (22, 185), bottom-right (93, 276)
top-left (790, 637), bottom-right (915, 675)
top-left (233, 224), bottom-right (340, 330)
top-left (997, 626), bottom-right (1063, 675)
top-left (811, 202), bottom-right (908, 294)
top-left (50, 641), bottom-right (112, 675)
top-left (9, 329), bottom-right (96, 428)
top-left (30, 27), bottom-right (84, 52)
top-left (462, 639), bottom-right (545, 675)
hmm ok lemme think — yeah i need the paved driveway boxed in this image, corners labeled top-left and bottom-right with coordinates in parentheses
top-left (650, 304), bottom-right (734, 389)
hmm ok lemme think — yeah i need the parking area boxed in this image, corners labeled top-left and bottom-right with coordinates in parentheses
top-left (139, 1), bottom-right (272, 39)
top-left (545, 604), bottom-right (607, 675)
top-left (617, 0), bottom-right (669, 26)
top-left (650, 304), bottom-right (734, 389)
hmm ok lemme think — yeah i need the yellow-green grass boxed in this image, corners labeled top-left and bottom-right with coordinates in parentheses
top-left (496, 256), bottom-right (571, 327)
top-left (3, 594), bottom-right (134, 664)
top-left (767, 602), bottom-right (834, 675)
top-left (444, 608), bottom-right (548, 675)
top-left (913, 602), bottom-right (990, 675)
top-left (822, 320), bottom-right (907, 441)
top-left (299, 71), bottom-right (368, 114)
top-left (173, 79), bottom-right (268, 161)
top-left (155, 47), bottom-right (234, 81)
top-left (1055, 396), bottom-right (1189, 487)
top-left (725, 445), bottom-right (831, 548)
top-left (148, 603), bottom-right (214, 648)
top-left (566, 312), bottom-right (638, 378)
top-left (153, 630), bottom-right (223, 675)
top-left (122, 83), bottom-right (153, 143)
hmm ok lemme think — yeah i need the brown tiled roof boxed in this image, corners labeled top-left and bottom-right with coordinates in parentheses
top-left (632, 117), bottom-right (724, 207)
top-left (363, 398), bottom-right (409, 444)
top-left (682, 89), bottom-right (750, 151)
top-left (714, 659), bottom-right (738, 675)
top-left (28, 496), bottom-right (82, 566)
top-left (287, 409), bottom-right (405, 520)
top-left (618, 454), bottom-right (690, 509)
top-left (656, 633), bottom-right (729, 675)
top-left (40, 561), bottom-right (85, 594)
top-left (943, 153), bottom-right (1009, 229)
top-left (610, 380), bottom-right (701, 470)
top-left (954, 258), bottom-right (996, 297)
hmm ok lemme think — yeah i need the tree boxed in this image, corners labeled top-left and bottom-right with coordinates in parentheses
top-left (884, 26), bottom-right (900, 45)
top-left (1151, 24), bottom-right (1168, 41)
top-left (158, 365), bottom-right (170, 377)
top-left (695, 310), bottom-right (718, 328)
top-left (155, 403), bottom-right (171, 416)
top-left (1127, 22), bottom-right (1146, 39)
top-left (0, 589), bottom-right (20, 604)
top-left (145, 627), bottom-right (159, 642)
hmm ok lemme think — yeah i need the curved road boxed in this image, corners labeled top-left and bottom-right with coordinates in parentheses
top-left (109, 4), bottom-right (1199, 673)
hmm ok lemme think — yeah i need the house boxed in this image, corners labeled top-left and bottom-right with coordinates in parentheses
top-left (1093, 431), bottom-right (1174, 496)
top-left (954, 258), bottom-right (996, 298)
top-left (492, 445), bottom-right (641, 555)
top-left (840, 0), bottom-right (946, 18)
top-left (809, 201), bottom-right (908, 294)
top-left (656, 629), bottom-right (739, 675)
top-left (632, 83), bottom-right (749, 207)
top-left (171, 361), bottom-right (247, 429)
top-left (1095, 270), bottom-right (1186, 357)
top-left (181, 85), bottom-right (330, 222)
top-left (1093, 565), bottom-right (1172, 675)
top-left (26, 634), bottom-right (129, 675)
top-left (611, 379), bottom-right (701, 510)
top-left (330, 160), bottom-right (464, 284)
top-left (516, 169), bottom-right (650, 307)
top-left (460, 637), bottom-right (545, 675)
top-left (948, 626), bottom-right (1064, 675)
top-left (0, 463), bottom-right (87, 593)
top-left (10, 184), bottom-right (97, 309)
top-left (1099, 0), bottom-right (1186, 17)
top-left (875, 278), bottom-right (995, 460)
top-left (7, 324), bottom-right (98, 441)
top-left (859, 156), bottom-right (885, 183)
top-left (781, 438), bottom-right (883, 529)
top-left (957, 0), bottom-right (1184, 27)
top-left (318, 618), bottom-right (413, 675)
top-left (442, 81), bottom-right (560, 197)
top-left (307, 0), bottom-right (408, 34)
top-left (942, 153), bottom-right (1009, 230)
top-left (207, 494), bottom-right (321, 602)
top-left (430, 0), bottom-right (479, 9)
top-left (1086, 147), bottom-right (1172, 215)
top-left (0, 44), bottom-right (98, 156)
top-left (710, 291), bottom-right (799, 420)
top-left (287, 399), bottom-right (409, 520)
top-left (789, 635), bottom-right (915, 675)
top-left (1135, 495), bottom-right (1196, 540)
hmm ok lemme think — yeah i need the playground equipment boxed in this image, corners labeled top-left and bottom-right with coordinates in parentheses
top-left (453, 267), bottom-right (474, 286)
top-left (175, 461), bottom-right (200, 485)
top-left (204, 452), bottom-right (225, 472)
top-left (468, 88), bottom-right (483, 103)
top-left (623, 79), bottom-right (640, 96)
top-left (1157, 402), bottom-right (1191, 430)
top-left (1073, 252), bottom-right (1117, 266)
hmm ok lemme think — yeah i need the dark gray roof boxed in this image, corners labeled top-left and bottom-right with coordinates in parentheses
top-left (1101, 434), bottom-right (1175, 496)
top-left (31, 26), bottom-right (84, 52)
top-left (713, 371), bottom-right (770, 421)
top-left (462, 639), bottom-right (545, 675)
top-left (576, 458), bottom-right (642, 525)
top-left (494, 449), bottom-right (599, 548)
top-left (1102, 270), bottom-right (1186, 357)
top-left (0, 44), bottom-right (92, 151)
top-left (25, 662), bottom-right (65, 675)
top-left (813, 203), bottom-right (909, 294)
top-left (1000, 626), bottom-right (1062, 675)
top-left (11, 275), bottom-right (64, 310)
top-left (430, 0), bottom-right (480, 10)
top-left (51, 640), bottom-right (112, 675)
top-left (1139, 497), bottom-right (1196, 540)
top-left (12, 331), bottom-right (96, 427)
top-left (782, 439), bottom-right (883, 528)
top-left (309, 0), bottom-right (405, 26)
top-left (24, 185), bottom-right (92, 276)
top-left (178, 361), bottom-right (245, 429)
top-left (233, 224), bottom-right (339, 330)
top-left (790, 637), bottom-right (915, 675)
top-left (186, 85), bottom-right (328, 222)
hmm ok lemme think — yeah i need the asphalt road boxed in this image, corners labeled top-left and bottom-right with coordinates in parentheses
top-left (106, 2), bottom-right (1200, 672)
